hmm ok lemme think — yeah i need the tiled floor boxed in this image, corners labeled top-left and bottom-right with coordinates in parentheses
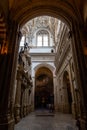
top-left (14, 110), bottom-right (77, 130)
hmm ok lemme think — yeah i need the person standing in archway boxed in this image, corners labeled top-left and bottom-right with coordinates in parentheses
top-left (49, 94), bottom-right (54, 112)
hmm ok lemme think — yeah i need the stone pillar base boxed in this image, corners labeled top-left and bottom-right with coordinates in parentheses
top-left (30, 105), bottom-right (34, 112)
top-left (26, 105), bottom-right (29, 115)
top-left (54, 105), bottom-right (58, 112)
top-left (0, 115), bottom-right (14, 130)
top-left (72, 102), bottom-right (77, 118)
top-left (80, 118), bottom-right (87, 130)
top-left (62, 103), bottom-right (70, 113)
top-left (23, 106), bottom-right (26, 117)
top-left (20, 107), bottom-right (23, 118)
top-left (14, 105), bottom-right (21, 123)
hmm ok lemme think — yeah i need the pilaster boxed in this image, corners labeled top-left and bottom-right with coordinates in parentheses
top-left (14, 69), bottom-right (22, 123)
top-left (68, 59), bottom-right (77, 117)
top-left (0, 19), bottom-right (20, 130)
top-left (31, 77), bottom-right (35, 111)
top-left (71, 21), bottom-right (87, 130)
top-left (53, 76), bottom-right (57, 111)
top-left (62, 86), bottom-right (70, 113)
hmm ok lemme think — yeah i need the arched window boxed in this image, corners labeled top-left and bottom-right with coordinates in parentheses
top-left (36, 30), bottom-right (49, 47)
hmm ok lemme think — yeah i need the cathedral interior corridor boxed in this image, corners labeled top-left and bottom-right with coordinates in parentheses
top-left (0, 1), bottom-right (87, 130)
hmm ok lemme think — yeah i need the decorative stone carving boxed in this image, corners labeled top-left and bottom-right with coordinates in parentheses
top-left (14, 42), bottom-right (33, 123)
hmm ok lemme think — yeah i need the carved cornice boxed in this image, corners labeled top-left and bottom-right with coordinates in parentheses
top-left (17, 65), bottom-right (32, 87)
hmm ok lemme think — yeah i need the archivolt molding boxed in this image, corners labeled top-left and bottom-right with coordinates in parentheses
top-left (34, 63), bottom-right (55, 76)
top-left (11, 1), bottom-right (79, 28)
top-left (20, 9), bottom-right (70, 29)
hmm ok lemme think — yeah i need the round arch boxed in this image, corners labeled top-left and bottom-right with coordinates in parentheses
top-left (11, 1), bottom-right (81, 28)
top-left (19, 7), bottom-right (72, 28)
top-left (34, 63), bottom-right (56, 77)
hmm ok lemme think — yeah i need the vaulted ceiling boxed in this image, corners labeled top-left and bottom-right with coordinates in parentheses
top-left (21, 16), bottom-right (64, 46)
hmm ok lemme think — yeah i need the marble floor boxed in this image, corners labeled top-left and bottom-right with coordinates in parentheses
top-left (14, 110), bottom-right (77, 130)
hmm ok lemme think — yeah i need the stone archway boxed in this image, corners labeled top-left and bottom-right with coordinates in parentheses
top-left (35, 67), bottom-right (54, 110)
top-left (0, 1), bottom-right (87, 130)
top-left (63, 71), bottom-right (72, 114)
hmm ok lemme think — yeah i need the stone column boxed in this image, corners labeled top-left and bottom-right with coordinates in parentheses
top-left (31, 77), bottom-right (35, 111)
top-left (0, 20), bottom-right (20, 130)
top-left (71, 21), bottom-right (87, 130)
top-left (28, 87), bottom-right (32, 112)
top-left (23, 88), bottom-right (27, 116)
top-left (58, 78), bottom-right (62, 112)
top-left (20, 87), bottom-right (24, 118)
top-left (26, 88), bottom-right (29, 114)
top-left (14, 69), bottom-right (22, 123)
top-left (53, 76), bottom-right (57, 111)
top-left (68, 59), bottom-right (77, 117)
top-left (62, 85), bottom-right (69, 113)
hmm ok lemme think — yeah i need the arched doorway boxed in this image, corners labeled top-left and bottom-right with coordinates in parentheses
top-left (63, 71), bottom-right (72, 113)
top-left (35, 67), bottom-right (54, 110)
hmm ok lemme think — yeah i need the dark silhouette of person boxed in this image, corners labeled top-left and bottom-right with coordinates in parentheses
top-left (49, 94), bottom-right (54, 112)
